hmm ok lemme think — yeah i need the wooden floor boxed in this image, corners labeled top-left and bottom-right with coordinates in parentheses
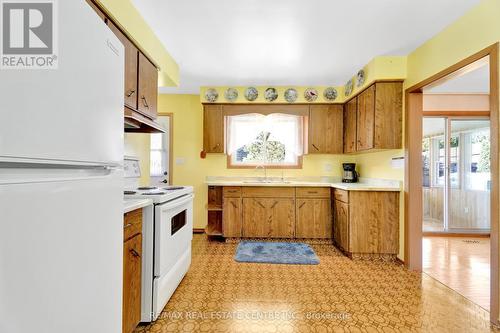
top-left (135, 235), bottom-right (496, 332)
top-left (423, 236), bottom-right (490, 311)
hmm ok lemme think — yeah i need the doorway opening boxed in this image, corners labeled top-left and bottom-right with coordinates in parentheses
top-left (405, 44), bottom-right (499, 323)
top-left (150, 114), bottom-right (173, 186)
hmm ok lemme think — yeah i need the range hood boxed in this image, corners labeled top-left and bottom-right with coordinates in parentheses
top-left (124, 108), bottom-right (166, 133)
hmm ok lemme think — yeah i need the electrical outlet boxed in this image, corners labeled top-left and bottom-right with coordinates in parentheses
top-left (464, 207), bottom-right (470, 213)
top-left (176, 157), bottom-right (186, 165)
top-left (324, 163), bottom-right (333, 172)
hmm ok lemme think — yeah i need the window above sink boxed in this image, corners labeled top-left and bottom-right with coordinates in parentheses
top-left (227, 113), bottom-right (305, 169)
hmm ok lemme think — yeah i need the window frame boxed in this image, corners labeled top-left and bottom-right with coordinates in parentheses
top-left (224, 105), bottom-right (309, 169)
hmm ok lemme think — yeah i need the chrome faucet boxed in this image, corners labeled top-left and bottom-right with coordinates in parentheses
top-left (255, 165), bottom-right (267, 182)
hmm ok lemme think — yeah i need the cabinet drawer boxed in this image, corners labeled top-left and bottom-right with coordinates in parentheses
top-left (242, 187), bottom-right (295, 198)
top-left (124, 208), bottom-right (142, 241)
top-left (296, 187), bottom-right (330, 198)
top-left (223, 187), bottom-right (241, 197)
top-left (334, 189), bottom-right (349, 203)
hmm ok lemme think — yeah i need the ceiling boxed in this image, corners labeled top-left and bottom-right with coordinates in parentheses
top-left (425, 60), bottom-right (490, 94)
top-left (423, 118), bottom-right (489, 137)
top-left (131, 0), bottom-right (480, 94)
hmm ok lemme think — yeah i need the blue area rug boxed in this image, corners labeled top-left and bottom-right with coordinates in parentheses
top-left (234, 241), bottom-right (319, 265)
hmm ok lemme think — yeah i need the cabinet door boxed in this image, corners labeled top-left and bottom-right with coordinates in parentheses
top-left (138, 53), bottom-right (158, 119)
top-left (334, 200), bottom-right (349, 252)
top-left (223, 198), bottom-right (242, 237)
top-left (296, 198), bottom-right (332, 238)
top-left (242, 198), bottom-right (268, 237)
top-left (343, 98), bottom-right (357, 153)
top-left (269, 199), bottom-right (295, 238)
top-left (242, 198), bottom-right (295, 238)
top-left (374, 82), bottom-right (403, 149)
top-left (356, 85), bottom-right (375, 151)
top-left (123, 234), bottom-right (142, 333)
top-left (107, 21), bottom-right (139, 110)
top-left (203, 105), bottom-right (224, 153)
top-left (309, 105), bottom-right (343, 154)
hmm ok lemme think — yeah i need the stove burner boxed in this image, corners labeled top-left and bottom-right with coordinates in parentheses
top-left (124, 190), bottom-right (137, 195)
top-left (137, 186), bottom-right (158, 190)
top-left (163, 186), bottom-right (184, 191)
top-left (142, 192), bottom-right (166, 196)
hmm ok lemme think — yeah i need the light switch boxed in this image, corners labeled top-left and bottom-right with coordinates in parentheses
top-left (391, 157), bottom-right (404, 169)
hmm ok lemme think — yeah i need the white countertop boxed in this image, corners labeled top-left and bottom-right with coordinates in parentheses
top-left (123, 198), bottom-right (153, 213)
top-left (205, 176), bottom-right (401, 192)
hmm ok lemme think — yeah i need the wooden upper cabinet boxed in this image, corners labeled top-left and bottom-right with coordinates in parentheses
top-left (85, 0), bottom-right (107, 22)
top-left (138, 53), bottom-right (158, 119)
top-left (355, 81), bottom-right (403, 151)
top-left (107, 21), bottom-right (139, 110)
top-left (203, 105), bottom-right (224, 153)
top-left (374, 82), bottom-right (403, 149)
top-left (309, 105), bottom-right (343, 154)
top-left (356, 85), bottom-right (376, 151)
top-left (343, 98), bottom-right (357, 153)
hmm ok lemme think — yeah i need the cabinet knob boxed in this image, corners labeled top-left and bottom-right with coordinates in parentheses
top-left (126, 90), bottom-right (135, 97)
top-left (312, 144), bottom-right (320, 151)
top-left (141, 96), bottom-right (149, 108)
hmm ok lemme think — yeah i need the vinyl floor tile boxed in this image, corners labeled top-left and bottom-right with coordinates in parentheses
top-left (135, 235), bottom-right (498, 333)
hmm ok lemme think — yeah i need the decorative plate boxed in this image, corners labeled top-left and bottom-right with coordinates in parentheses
top-left (323, 87), bottom-right (338, 101)
top-left (264, 87), bottom-right (278, 102)
top-left (284, 88), bottom-right (298, 103)
top-left (224, 88), bottom-right (238, 102)
top-left (356, 69), bottom-right (365, 87)
top-left (204, 88), bottom-right (219, 102)
top-left (344, 79), bottom-right (353, 96)
top-left (244, 87), bottom-right (259, 101)
top-left (304, 88), bottom-right (318, 102)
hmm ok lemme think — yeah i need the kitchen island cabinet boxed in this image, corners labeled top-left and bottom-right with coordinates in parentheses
top-left (333, 189), bottom-right (399, 257)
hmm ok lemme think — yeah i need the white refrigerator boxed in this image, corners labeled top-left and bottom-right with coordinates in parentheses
top-left (0, 1), bottom-right (125, 332)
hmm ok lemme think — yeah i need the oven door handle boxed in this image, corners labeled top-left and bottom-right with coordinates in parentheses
top-left (159, 194), bottom-right (194, 210)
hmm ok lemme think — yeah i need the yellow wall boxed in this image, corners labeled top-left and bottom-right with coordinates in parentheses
top-left (96, 0), bottom-right (179, 87)
top-left (200, 56), bottom-right (406, 104)
top-left (401, 0), bottom-right (500, 320)
top-left (118, 0), bottom-right (500, 303)
top-left (124, 133), bottom-right (150, 186)
top-left (156, 94), bottom-right (356, 228)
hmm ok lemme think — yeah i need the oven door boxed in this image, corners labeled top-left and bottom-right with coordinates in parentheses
top-left (154, 194), bottom-right (194, 278)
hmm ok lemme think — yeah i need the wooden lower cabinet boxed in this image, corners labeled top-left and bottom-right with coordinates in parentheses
top-left (333, 200), bottom-right (349, 251)
top-left (223, 197), bottom-right (242, 237)
top-left (296, 198), bottom-right (332, 238)
top-left (242, 198), bottom-right (295, 238)
top-left (123, 209), bottom-right (142, 333)
top-left (333, 190), bottom-right (399, 256)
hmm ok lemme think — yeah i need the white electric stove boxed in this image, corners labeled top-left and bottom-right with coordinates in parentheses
top-left (124, 156), bottom-right (194, 322)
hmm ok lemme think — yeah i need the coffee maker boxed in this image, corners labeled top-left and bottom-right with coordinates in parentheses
top-left (342, 163), bottom-right (359, 183)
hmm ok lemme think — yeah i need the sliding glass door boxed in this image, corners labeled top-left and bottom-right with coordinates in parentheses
top-left (422, 118), bottom-right (491, 233)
